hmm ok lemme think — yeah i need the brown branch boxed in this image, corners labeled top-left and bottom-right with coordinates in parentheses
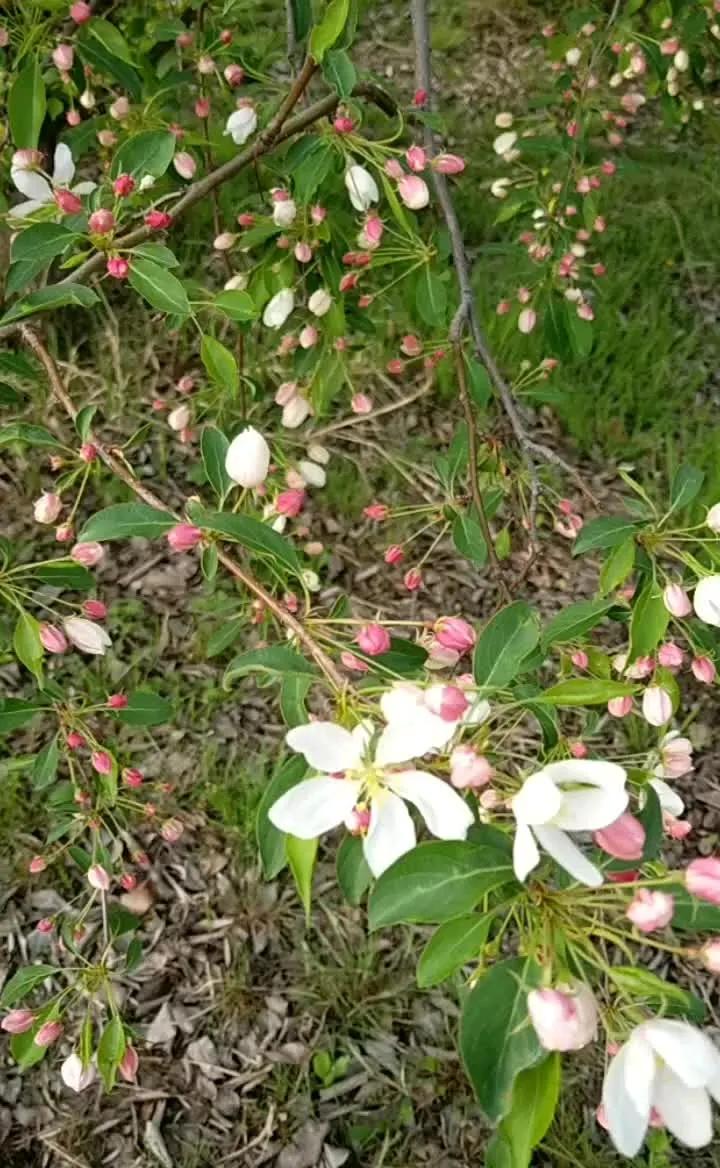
top-left (20, 324), bottom-right (347, 692)
top-left (409, 0), bottom-right (594, 513)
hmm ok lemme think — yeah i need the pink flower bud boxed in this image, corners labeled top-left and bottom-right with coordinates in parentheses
top-left (341, 650), bottom-right (370, 673)
top-left (66, 731), bottom-right (85, 749)
top-left (171, 151), bottom-right (195, 178)
top-left (35, 1020), bottom-right (64, 1047)
top-left (145, 210), bottom-right (173, 230)
top-left (661, 38), bottom-right (680, 55)
top-left (55, 522), bottom-right (74, 542)
top-left (398, 174), bottom-right (430, 210)
top-left (608, 695), bottom-right (633, 718)
top-left (87, 864), bottom-right (110, 891)
top-left (333, 116), bottom-right (355, 133)
top-left (449, 745), bottom-right (492, 789)
top-left (434, 617), bottom-right (476, 654)
top-left (626, 889), bottom-right (674, 932)
top-left (657, 642), bottom-right (683, 669)
top-left (403, 568), bottom-right (423, 591)
top-left (351, 393), bottom-right (373, 415)
top-left (70, 1), bottom-right (92, 23)
top-left (2, 1009), bottom-right (36, 1034)
top-left (109, 96), bottom-right (130, 120)
top-left (167, 523), bottom-right (202, 552)
top-left (518, 307), bottom-right (537, 334)
top-left (663, 582), bottom-right (692, 617)
top-left (29, 856), bottom-right (47, 874)
top-left (413, 88), bottom-right (428, 107)
top-left (701, 939), bottom-right (720, 972)
top-left (384, 544), bottom-right (404, 565)
top-left (55, 189), bottom-right (83, 215)
top-left (113, 174), bottom-right (135, 197)
top-left (83, 599), bottom-right (107, 620)
top-left (214, 232), bottom-right (236, 251)
top-left (53, 44), bottom-right (75, 71)
top-left (311, 204), bottom-right (327, 224)
top-left (294, 241), bottom-right (312, 263)
top-left (299, 325), bottom-right (318, 349)
top-left (106, 256), bottom-right (129, 279)
top-left (66, 109), bottom-right (81, 127)
top-left (406, 145), bottom-right (427, 172)
top-left (88, 209), bottom-right (115, 235)
top-left (594, 812), bottom-right (645, 860)
top-left (197, 55), bottom-right (215, 74)
top-left (692, 656), bottom-right (716, 684)
top-left (425, 684), bottom-right (469, 722)
top-left (434, 153), bottom-right (465, 174)
top-left (363, 502), bottom-right (389, 521)
top-left (224, 63), bottom-right (244, 87)
top-left (36, 917), bottom-right (54, 934)
top-left (119, 1045), bottom-right (139, 1082)
top-left (571, 649), bottom-right (589, 670)
top-left (39, 623), bottom-right (68, 654)
top-left (71, 541), bottom-right (104, 567)
top-left (400, 334), bottom-right (422, 357)
top-left (386, 358), bottom-right (405, 376)
top-left (161, 817), bottom-right (184, 843)
top-left (168, 404), bottom-right (190, 432)
top-left (195, 97), bottom-right (211, 119)
top-left (642, 685), bottom-right (672, 726)
top-left (356, 623), bottom-right (391, 656)
top-left (276, 489), bottom-right (306, 518)
top-left (107, 693), bottom-right (128, 709)
top-left (91, 751), bottom-right (112, 775)
top-left (686, 857), bottom-right (720, 905)
top-left (120, 873), bottom-right (137, 891)
top-left (176, 31), bottom-right (193, 48)
top-left (123, 768), bottom-right (143, 788)
top-left (220, 29), bottom-right (232, 44)
top-left (569, 741), bottom-right (588, 758)
top-left (527, 984), bottom-right (597, 1051)
top-left (34, 493), bottom-right (62, 524)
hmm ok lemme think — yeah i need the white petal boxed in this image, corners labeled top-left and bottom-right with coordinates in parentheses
top-left (552, 784), bottom-right (628, 831)
top-left (285, 722), bottom-right (362, 773)
top-left (379, 683), bottom-right (424, 725)
top-left (11, 168), bottom-right (52, 202)
top-left (72, 180), bottom-right (97, 196)
top-left (462, 697), bottom-right (491, 726)
top-left (387, 770), bottom-right (474, 839)
top-left (512, 771), bottom-right (563, 826)
top-left (543, 758), bottom-right (628, 791)
top-left (351, 721), bottom-right (374, 759)
top-left (52, 143), bottom-right (75, 186)
top-left (268, 776), bottom-right (362, 838)
top-left (649, 778), bottom-right (685, 817)
top-left (363, 789), bottom-right (416, 876)
top-left (513, 822), bottom-right (540, 882)
top-left (377, 684), bottom-right (454, 763)
top-left (533, 825), bottom-right (604, 887)
top-left (643, 1020), bottom-right (720, 1089)
top-left (9, 199), bottom-right (46, 218)
top-left (652, 1066), bottom-right (712, 1148)
top-left (602, 1036), bottom-right (654, 1157)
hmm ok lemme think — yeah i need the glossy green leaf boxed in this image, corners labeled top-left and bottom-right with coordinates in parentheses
top-left (32, 561), bottom-right (94, 590)
top-left (200, 426), bottom-right (232, 499)
top-left (599, 536), bottom-right (635, 595)
top-left (286, 834), bottom-right (317, 922)
top-left (14, 611), bottom-right (43, 682)
top-left (452, 511), bottom-right (488, 566)
top-left (628, 581), bottom-right (669, 661)
top-left (213, 290), bottom-right (257, 322)
top-left (669, 464), bottom-right (704, 513)
top-left (537, 678), bottom-right (636, 706)
top-left (0, 423), bottom-right (63, 449)
top-left (97, 1015), bottom-right (126, 1092)
top-left (607, 967), bottom-right (705, 1022)
top-left (473, 602), bottom-right (540, 688)
top-left (0, 284), bottom-right (99, 326)
top-left (669, 886), bottom-right (720, 932)
top-left (0, 698), bottom-right (44, 734)
top-left (415, 265), bottom-right (448, 326)
top-left (280, 673), bottom-right (312, 727)
top-left (117, 690), bottom-right (173, 727)
top-left (9, 60), bottom-right (46, 149)
top-left (200, 334), bottom-right (239, 393)
top-left (129, 258), bottom-right (190, 316)
top-left (493, 1053), bottom-right (561, 1167)
top-left (111, 130), bottom-right (176, 178)
top-left (188, 506), bottom-right (301, 574)
top-left (336, 833), bottom-right (372, 905)
top-left (417, 912), bottom-right (493, 988)
top-left (79, 502), bottom-right (175, 541)
top-left (0, 964), bottom-right (57, 1008)
top-left (541, 599), bottom-right (614, 648)
top-left (32, 737), bottom-right (59, 791)
top-left (323, 48), bottom-right (357, 97)
top-left (309, 0), bottom-right (350, 60)
top-left (11, 224), bottom-right (77, 265)
top-left (256, 755), bottom-right (308, 878)
top-left (224, 646), bottom-right (317, 687)
top-left (573, 516), bottom-right (641, 556)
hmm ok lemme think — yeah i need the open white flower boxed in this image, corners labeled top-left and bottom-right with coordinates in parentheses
top-left (11, 144), bottom-right (96, 218)
top-left (602, 1019), bottom-right (720, 1156)
top-left (512, 759), bottom-right (628, 887)
top-left (268, 718), bottom-right (474, 877)
top-left (224, 105), bottom-right (258, 145)
top-left (377, 681), bottom-right (490, 763)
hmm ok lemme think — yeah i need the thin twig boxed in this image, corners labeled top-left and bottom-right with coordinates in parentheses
top-left (20, 325), bottom-right (347, 692)
top-left (309, 380), bottom-right (432, 440)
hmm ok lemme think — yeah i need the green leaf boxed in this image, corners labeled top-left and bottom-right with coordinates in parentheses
top-left (129, 258), bottom-right (190, 317)
top-left (599, 536), bottom-right (635, 595)
top-left (638, 784), bottom-right (664, 861)
top-left (111, 130), bottom-right (176, 178)
top-left (417, 912), bottom-right (493, 988)
top-left (368, 842), bottom-right (515, 930)
top-left (32, 562), bottom-right (94, 590)
top-left (607, 967), bottom-right (705, 1022)
top-left (0, 964), bottom-right (57, 1008)
top-left (415, 266), bottom-right (448, 326)
top-left (0, 698), bottom-right (43, 734)
top-left (97, 1015), bottom-right (126, 1092)
top-left (256, 755), bottom-right (308, 879)
top-left (107, 906), bottom-right (140, 937)
top-left (75, 404), bottom-right (96, 442)
top-left (117, 690), bottom-right (173, 727)
top-left (286, 834), bottom-right (317, 923)
top-left (280, 673), bottom-right (312, 727)
top-left (452, 511), bottom-right (488, 566)
top-left (669, 886), bottom-right (720, 932)
top-left (76, 21), bottom-right (141, 97)
top-left (131, 242), bottom-right (179, 268)
top-left (201, 542), bottom-right (218, 581)
top-left (0, 284), bottom-right (99, 327)
top-left (369, 637), bottom-right (428, 677)
top-left (11, 224), bottom-right (77, 265)
top-left (8, 60), bottom-right (46, 149)
top-left (79, 502), bottom-right (175, 541)
top-left (541, 599), bottom-right (613, 649)
top-left (206, 617), bottom-right (244, 657)
top-left (32, 737), bottom-right (59, 791)
top-left (288, 137), bottom-right (335, 204)
top-left (336, 834), bottom-right (372, 905)
top-left (466, 358), bottom-right (492, 409)
top-left (495, 1054), bottom-right (561, 1167)
top-left (14, 611), bottom-right (43, 682)
top-left (0, 423), bottom-right (63, 449)
top-left (224, 645), bottom-right (317, 688)
top-left (125, 938), bottom-right (143, 973)
top-left (573, 516), bottom-right (641, 556)
top-left (460, 957), bottom-right (544, 1123)
top-left (670, 464), bottom-right (704, 513)
top-left (309, 0), bottom-right (350, 61)
top-left (291, 0), bottom-right (313, 38)
top-left (188, 506), bottom-right (301, 575)
top-left (200, 334), bottom-right (239, 393)
top-left (628, 582), bottom-right (669, 661)
top-left (213, 290), bottom-right (258, 322)
top-left (200, 426), bottom-right (232, 499)
top-left (473, 602), bottom-right (540, 688)
top-left (322, 48), bottom-right (357, 97)
top-left (537, 678), bottom-right (637, 706)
